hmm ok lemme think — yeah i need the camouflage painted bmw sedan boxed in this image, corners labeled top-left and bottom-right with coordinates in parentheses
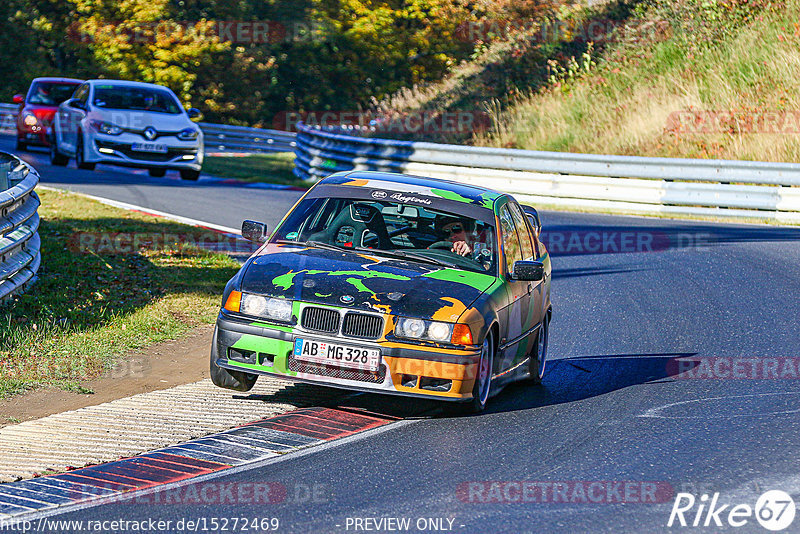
top-left (211, 171), bottom-right (552, 412)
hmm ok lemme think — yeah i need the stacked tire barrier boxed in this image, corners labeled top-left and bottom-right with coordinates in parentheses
top-left (0, 153), bottom-right (41, 302)
top-left (293, 123), bottom-right (800, 223)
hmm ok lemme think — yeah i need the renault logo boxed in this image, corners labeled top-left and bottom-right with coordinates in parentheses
top-left (143, 127), bottom-right (157, 140)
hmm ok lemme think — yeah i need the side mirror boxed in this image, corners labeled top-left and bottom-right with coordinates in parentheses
top-left (67, 98), bottom-right (85, 110)
top-left (12, 94), bottom-right (23, 104)
top-left (522, 205), bottom-right (542, 235)
top-left (512, 260), bottom-right (544, 281)
top-left (187, 108), bottom-right (202, 120)
top-left (241, 220), bottom-right (268, 243)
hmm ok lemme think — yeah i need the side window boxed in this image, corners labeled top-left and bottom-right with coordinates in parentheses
top-left (499, 205), bottom-right (522, 275)
top-left (508, 203), bottom-right (535, 259)
top-left (74, 84), bottom-right (89, 104)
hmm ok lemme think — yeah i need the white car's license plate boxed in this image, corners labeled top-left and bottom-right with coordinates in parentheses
top-left (131, 142), bottom-right (168, 153)
top-left (293, 338), bottom-right (380, 372)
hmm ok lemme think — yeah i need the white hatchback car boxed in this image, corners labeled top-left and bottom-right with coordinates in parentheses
top-left (50, 80), bottom-right (204, 180)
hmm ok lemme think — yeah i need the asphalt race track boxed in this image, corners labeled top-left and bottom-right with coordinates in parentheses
top-left (5, 134), bottom-right (800, 533)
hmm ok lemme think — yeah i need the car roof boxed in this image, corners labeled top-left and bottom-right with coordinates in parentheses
top-left (320, 171), bottom-right (506, 208)
top-left (85, 79), bottom-right (174, 91)
top-left (31, 77), bottom-right (83, 84)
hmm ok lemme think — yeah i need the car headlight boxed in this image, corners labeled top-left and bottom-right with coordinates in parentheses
top-left (177, 127), bottom-right (199, 140)
top-left (22, 112), bottom-right (38, 126)
top-left (90, 120), bottom-right (123, 135)
top-left (395, 318), bottom-right (463, 343)
top-left (239, 293), bottom-right (293, 322)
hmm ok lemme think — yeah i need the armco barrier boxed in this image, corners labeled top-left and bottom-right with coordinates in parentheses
top-left (200, 122), bottom-right (296, 153)
top-left (293, 123), bottom-right (800, 223)
top-left (0, 103), bottom-right (296, 154)
top-left (0, 152), bottom-right (41, 302)
top-left (0, 103), bottom-right (17, 132)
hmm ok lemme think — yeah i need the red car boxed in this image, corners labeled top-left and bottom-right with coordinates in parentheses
top-left (14, 77), bottom-right (83, 151)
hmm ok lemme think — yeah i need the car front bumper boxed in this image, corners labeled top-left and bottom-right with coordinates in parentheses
top-left (86, 132), bottom-right (203, 170)
top-left (214, 313), bottom-right (482, 402)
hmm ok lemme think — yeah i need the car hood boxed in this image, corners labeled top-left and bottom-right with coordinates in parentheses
top-left (88, 108), bottom-right (192, 131)
top-left (239, 244), bottom-right (497, 320)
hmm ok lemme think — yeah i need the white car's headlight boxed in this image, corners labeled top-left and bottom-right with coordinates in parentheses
top-left (90, 120), bottom-right (123, 135)
top-left (177, 127), bottom-right (199, 140)
top-left (395, 318), bottom-right (454, 343)
top-left (240, 293), bottom-right (293, 322)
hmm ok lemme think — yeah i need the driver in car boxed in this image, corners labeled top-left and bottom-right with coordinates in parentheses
top-left (435, 216), bottom-right (472, 256)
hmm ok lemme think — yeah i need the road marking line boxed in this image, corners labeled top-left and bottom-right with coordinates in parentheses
top-left (36, 185), bottom-right (240, 234)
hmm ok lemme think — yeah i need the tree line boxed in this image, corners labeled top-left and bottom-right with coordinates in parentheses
top-left (0, 0), bottom-right (568, 127)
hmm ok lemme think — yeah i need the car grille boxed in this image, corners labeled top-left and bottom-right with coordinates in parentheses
top-left (288, 357), bottom-right (386, 384)
top-left (301, 306), bottom-right (340, 333)
top-left (342, 313), bottom-right (383, 339)
top-left (94, 140), bottom-right (196, 162)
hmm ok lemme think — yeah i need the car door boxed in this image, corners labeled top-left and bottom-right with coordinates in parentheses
top-left (497, 202), bottom-right (533, 373)
top-left (59, 83), bottom-right (89, 153)
top-left (508, 201), bottom-right (544, 352)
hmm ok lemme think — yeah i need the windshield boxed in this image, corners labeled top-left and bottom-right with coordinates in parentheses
top-left (92, 85), bottom-right (182, 114)
top-left (27, 82), bottom-right (79, 105)
top-left (273, 197), bottom-right (498, 274)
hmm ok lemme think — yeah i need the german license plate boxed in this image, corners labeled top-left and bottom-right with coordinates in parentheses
top-left (131, 142), bottom-right (167, 153)
top-left (293, 338), bottom-right (380, 371)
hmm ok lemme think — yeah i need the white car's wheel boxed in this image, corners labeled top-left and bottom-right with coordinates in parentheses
top-left (75, 134), bottom-right (96, 171)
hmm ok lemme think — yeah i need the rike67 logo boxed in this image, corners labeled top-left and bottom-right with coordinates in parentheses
top-left (669, 490), bottom-right (796, 531)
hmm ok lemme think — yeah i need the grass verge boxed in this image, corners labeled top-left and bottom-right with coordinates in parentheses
top-left (202, 152), bottom-right (307, 187)
top-left (0, 189), bottom-right (240, 400)
top-left (478, 0), bottom-right (796, 161)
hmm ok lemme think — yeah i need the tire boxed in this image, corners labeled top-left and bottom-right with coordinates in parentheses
top-left (75, 134), bottom-right (95, 170)
top-left (210, 330), bottom-right (257, 392)
top-left (49, 136), bottom-right (69, 166)
top-left (528, 315), bottom-right (550, 384)
top-left (15, 138), bottom-right (26, 152)
top-left (180, 169), bottom-right (200, 181)
top-left (454, 331), bottom-right (494, 414)
top-left (148, 168), bottom-right (166, 177)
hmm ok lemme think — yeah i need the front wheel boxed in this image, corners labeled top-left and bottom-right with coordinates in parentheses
top-left (210, 330), bottom-right (257, 392)
top-left (457, 332), bottom-right (494, 414)
top-left (50, 136), bottom-right (69, 166)
top-left (528, 315), bottom-right (550, 384)
top-left (75, 135), bottom-right (96, 170)
top-left (180, 169), bottom-right (200, 181)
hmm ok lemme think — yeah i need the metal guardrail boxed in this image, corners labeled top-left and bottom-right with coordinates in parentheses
top-left (294, 123), bottom-right (800, 223)
top-left (0, 104), bottom-right (17, 132)
top-left (0, 103), bottom-right (296, 153)
top-left (0, 152), bottom-right (41, 302)
top-left (199, 122), bottom-right (296, 153)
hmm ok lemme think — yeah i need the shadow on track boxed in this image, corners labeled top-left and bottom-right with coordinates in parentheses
top-left (486, 352), bottom-right (699, 415)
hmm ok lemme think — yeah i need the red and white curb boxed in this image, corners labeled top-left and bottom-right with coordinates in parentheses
top-left (0, 407), bottom-right (396, 519)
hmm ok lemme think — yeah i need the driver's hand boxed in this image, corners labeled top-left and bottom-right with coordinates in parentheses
top-left (451, 240), bottom-right (471, 256)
